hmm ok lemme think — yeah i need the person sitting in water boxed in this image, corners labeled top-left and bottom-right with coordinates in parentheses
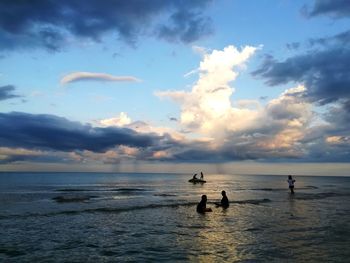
top-left (193, 173), bottom-right (198, 179)
top-left (287, 175), bottom-right (296, 194)
top-left (196, 195), bottom-right (212, 213)
top-left (200, 172), bottom-right (204, 180)
top-left (215, 190), bottom-right (229, 208)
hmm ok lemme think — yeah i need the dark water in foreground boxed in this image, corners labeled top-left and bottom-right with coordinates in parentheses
top-left (0, 172), bottom-right (350, 262)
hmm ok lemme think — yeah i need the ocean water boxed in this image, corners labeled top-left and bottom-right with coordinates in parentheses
top-left (0, 172), bottom-right (350, 262)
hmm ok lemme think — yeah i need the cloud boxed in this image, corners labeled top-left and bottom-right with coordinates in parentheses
top-left (0, 112), bottom-right (166, 152)
top-left (157, 9), bottom-right (213, 43)
top-left (70, 146), bottom-right (141, 164)
top-left (0, 85), bottom-right (22, 101)
top-left (0, 26), bottom-right (64, 52)
top-left (98, 112), bottom-right (132, 127)
top-left (60, 72), bottom-right (141, 85)
top-left (252, 47), bottom-right (350, 105)
top-left (3, 43), bottom-right (350, 164)
top-left (154, 45), bottom-right (333, 162)
top-left (303, 0), bottom-right (350, 18)
top-left (0, 147), bottom-right (43, 164)
top-left (308, 29), bottom-right (350, 47)
top-left (156, 45), bottom-right (258, 136)
top-left (0, 0), bottom-right (213, 51)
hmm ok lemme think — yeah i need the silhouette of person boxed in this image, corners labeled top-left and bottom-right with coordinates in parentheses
top-left (200, 172), bottom-right (204, 180)
top-left (215, 190), bottom-right (229, 208)
top-left (220, 190), bottom-right (229, 208)
top-left (193, 173), bottom-right (197, 179)
top-left (287, 175), bottom-right (296, 194)
top-left (196, 195), bottom-right (212, 213)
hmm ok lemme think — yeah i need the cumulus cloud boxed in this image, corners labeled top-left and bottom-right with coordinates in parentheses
top-left (0, 0), bottom-right (213, 51)
top-left (99, 112), bottom-right (132, 127)
top-left (157, 45), bottom-right (260, 138)
top-left (60, 72), bottom-right (141, 85)
top-left (154, 45), bottom-right (326, 161)
top-left (0, 85), bottom-right (22, 101)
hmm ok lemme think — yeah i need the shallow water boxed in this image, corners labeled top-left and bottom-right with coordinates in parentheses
top-left (1, 172), bottom-right (350, 262)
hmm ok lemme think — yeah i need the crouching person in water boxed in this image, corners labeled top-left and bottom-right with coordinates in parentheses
top-left (197, 195), bottom-right (212, 213)
top-left (215, 190), bottom-right (229, 209)
top-left (287, 175), bottom-right (296, 194)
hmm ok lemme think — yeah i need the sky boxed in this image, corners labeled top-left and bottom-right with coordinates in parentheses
top-left (0, 0), bottom-right (350, 175)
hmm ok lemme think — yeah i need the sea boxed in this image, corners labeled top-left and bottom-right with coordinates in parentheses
top-left (0, 172), bottom-right (349, 262)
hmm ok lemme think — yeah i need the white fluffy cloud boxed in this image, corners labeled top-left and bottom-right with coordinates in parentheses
top-left (157, 45), bottom-right (260, 137)
top-left (99, 112), bottom-right (132, 127)
top-left (156, 45), bottom-right (314, 158)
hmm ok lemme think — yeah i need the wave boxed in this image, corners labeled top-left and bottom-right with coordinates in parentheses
top-left (293, 192), bottom-right (350, 200)
top-left (110, 188), bottom-right (151, 192)
top-left (56, 188), bottom-right (95, 192)
top-left (154, 193), bottom-right (178, 197)
top-left (230, 198), bottom-right (271, 205)
top-left (0, 198), bottom-right (272, 220)
top-left (304, 185), bottom-right (318, 189)
top-left (0, 247), bottom-right (26, 257)
top-left (56, 187), bottom-right (150, 193)
top-left (51, 198), bottom-right (271, 215)
top-left (248, 186), bottom-right (318, 192)
top-left (52, 195), bottom-right (98, 203)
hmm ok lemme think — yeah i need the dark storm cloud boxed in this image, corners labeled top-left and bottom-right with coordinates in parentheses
top-left (0, 112), bottom-right (164, 152)
top-left (0, 85), bottom-right (22, 101)
top-left (165, 135), bottom-right (304, 163)
top-left (309, 30), bottom-right (350, 47)
top-left (303, 0), bottom-right (350, 18)
top-left (157, 9), bottom-right (212, 43)
top-left (252, 48), bottom-right (350, 104)
top-left (0, 152), bottom-right (62, 164)
top-left (324, 99), bottom-right (350, 130)
top-left (286, 29), bottom-right (350, 52)
top-left (0, 0), bottom-right (213, 51)
top-left (1, 111), bottom-right (349, 164)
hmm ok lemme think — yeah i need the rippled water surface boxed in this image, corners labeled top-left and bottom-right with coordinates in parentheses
top-left (1, 172), bottom-right (350, 262)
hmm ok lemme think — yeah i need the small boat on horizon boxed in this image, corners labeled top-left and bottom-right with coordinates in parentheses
top-left (188, 178), bottom-right (206, 183)
top-left (189, 172), bottom-right (206, 183)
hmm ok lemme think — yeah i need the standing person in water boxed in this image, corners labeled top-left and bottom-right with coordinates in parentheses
top-left (200, 172), bottom-right (204, 180)
top-left (287, 175), bottom-right (296, 194)
top-left (193, 173), bottom-right (197, 179)
top-left (196, 195), bottom-right (212, 213)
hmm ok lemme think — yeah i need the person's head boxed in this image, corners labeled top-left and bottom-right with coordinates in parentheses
top-left (288, 175), bottom-right (292, 179)
top-left (201, 195), bottom-right (207, 202)
top-left (221, 190), bottom-right (226, 196)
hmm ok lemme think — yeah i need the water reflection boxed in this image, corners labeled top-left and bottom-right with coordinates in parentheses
top-left (174, 205), bottom-right (251, 262)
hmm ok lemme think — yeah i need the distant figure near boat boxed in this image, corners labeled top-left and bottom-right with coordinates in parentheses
top-left (200, 172), bottom-right (204, 180)
top-left (196, 195), bottom-right (212, 213)
top-left (215, 190), bottom-right (229, 208)
top-left (193, 173), bottom-right (197, 179)
top-left (287, 175), bottom-right (296, 194)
